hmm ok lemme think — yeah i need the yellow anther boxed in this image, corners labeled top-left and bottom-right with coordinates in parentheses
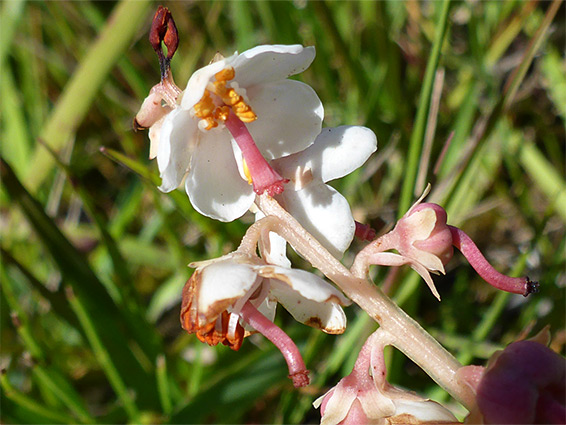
top-left (203, 117), bottom-right (218, 130)
top-left (223, 88), bottom-right (242, 106)
top-left (213, 80), bottom-right (228, 97)
top-left (193, 90), bottom-right (215, 118)
top-left (214, 67), bottom-right (235, 82)
top-left (214, 106), bottom-right (230, 122)
top-left (233, 101), bottom-right (257, 122)
top-left (242, 159), bottom-right (253, 185)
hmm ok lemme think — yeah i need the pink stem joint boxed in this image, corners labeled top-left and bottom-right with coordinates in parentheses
top-left (239, 301), bottom-right (309, 388)
top-left (224, 113), bottom-right (289, 196)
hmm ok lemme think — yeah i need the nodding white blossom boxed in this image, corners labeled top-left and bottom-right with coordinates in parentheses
top-left (270, 125), bottom-right (377, 258)
top-left (136, 44), bottom-right (324, 222)
top-left (180, 253), bottom-right (351, 351)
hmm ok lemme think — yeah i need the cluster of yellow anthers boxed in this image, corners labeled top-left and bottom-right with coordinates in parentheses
top-left (193, 67), bottom-right (257, 130)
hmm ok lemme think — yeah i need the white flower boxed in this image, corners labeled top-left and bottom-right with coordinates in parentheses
top-left (147, 45), bottom-right (323, 222)
top-left (269, 125), bottom-right (377, 258)
top-left (180, 253), bottom-right (350, 350)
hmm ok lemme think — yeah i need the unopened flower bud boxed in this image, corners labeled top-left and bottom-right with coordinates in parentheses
top-left (400, 202), bottom-right (454, 268)
top-left (459, 330), bottom-right (565, 424)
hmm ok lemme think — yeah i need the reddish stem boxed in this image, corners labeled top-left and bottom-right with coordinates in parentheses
top-left (224, 113), bottom-right (288, 196)
top-left (239, 301), bottom-right (309, 387)
top-left (354, 221), bottom-right (376, 241)
top-left (449, 226), bottom-right (539, 296)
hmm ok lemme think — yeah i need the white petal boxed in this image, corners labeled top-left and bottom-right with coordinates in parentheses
top-left (280, 182), bottom-right (355, 258)
top-left (320, 386), bottom-right (358, 425)
top-left (254, 210), bottom-right (292, 268)
top-left (270, 280), bottom-right (347, 334)
top-left (198, 261), bottom-right (260, 318)
top-left (358, 388), bottom-right (396, 420)
top-left (264, 232), bottom-right (292, 268)
top-left (410, 263), bottom-right (441, 301)
top-left (245, 80), bottom-right (323, 159)
top-left (185, 129), bottom-right (255, 222)
top-left (180, 57), bottom-right (231, 110)
top-left (409, 248), bottom-right (446, 274)
top-left (392, 399), bottom-right (458, 423)
top-left (156, 109), bottom-right (198, 192)
top-left (367, 252), bottom-right (410, 267)
top-left (403, 208), bottom-right (437, 241)
top-left (148, 113), bottom-right (168, 160)
top-left (231, 45), bottom-right (316, 87)
top-left (273, 126), bottom-right (377, 183)
top-left (254, 265), bottom-right (350, 305)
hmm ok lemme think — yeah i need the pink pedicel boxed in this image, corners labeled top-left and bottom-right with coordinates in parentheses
top-left (224, 113), bottom-right (289, 196)
top-left (449, 226), bottom-right (539, 296)
top-left (354, 221), bottom-right (376, 241)
top-left (239, 301), bottom-right (309, 388)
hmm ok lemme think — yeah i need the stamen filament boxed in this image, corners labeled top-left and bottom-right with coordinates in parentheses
top-left (224, 112), bottom-right (288, 195)
top-left (239, 301), bottom-right (309, 388)
top-left (449, 226), bottom-right (539, 296)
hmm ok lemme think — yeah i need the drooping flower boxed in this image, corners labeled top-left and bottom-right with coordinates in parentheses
top-left (180, 252), bottom-right (350, 387)
top-left (136, 39), bottom-right (324, 221)
top-left (352, 187), bottom-right (539, 300)
top-left (315, 330), bottom-right (459, 424)
top-left (268, 125), bottom-right (377, 258)
top-left (458, 329), bottom-right (566, 424)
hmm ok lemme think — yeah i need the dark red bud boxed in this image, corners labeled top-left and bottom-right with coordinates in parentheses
top-left (149, 6), bottom-right (179, 79)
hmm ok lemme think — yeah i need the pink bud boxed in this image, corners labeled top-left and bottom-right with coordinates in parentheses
top-left (460, 338), bottom-right (565, 424)
top-left (408, 203), bottom-right (454, 266)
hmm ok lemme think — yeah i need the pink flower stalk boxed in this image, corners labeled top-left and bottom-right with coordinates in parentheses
top-left (239, 301), bottom-right (309, 388)
top-left (316, 330), bottom-right (458, 424)
top-left (224, 112), bottom-right (288, 196)
top-left (352, 190), bottom-right (539, 299)
top-left (458, 331), bottom-right (566, 424)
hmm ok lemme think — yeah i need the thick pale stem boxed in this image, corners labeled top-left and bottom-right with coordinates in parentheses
top-left (449, 226), bottom-right (539, 296)
top-left (352, 329), bottom-right (391, 378)
top-left (224, 113), bottom-right (288, 196)
top-left (257, 194), bottom-right (475, 409)
top-left (239, 301), bottom-right (309, 388)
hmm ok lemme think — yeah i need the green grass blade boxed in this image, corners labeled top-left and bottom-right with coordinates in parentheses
top-left (1, 158), bottom-right (160, 410)
top-left (65, 286), bottom-right (139, 421)
top-left (1, 375), bottom-right (77, 424)
top-left (399, 0), bottom-right (451, 215)
top-left (25, 0), bottom-right (153, 191)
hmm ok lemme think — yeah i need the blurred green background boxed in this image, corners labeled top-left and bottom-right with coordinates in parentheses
top-left (1, 0), bottom-right (564, 423)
